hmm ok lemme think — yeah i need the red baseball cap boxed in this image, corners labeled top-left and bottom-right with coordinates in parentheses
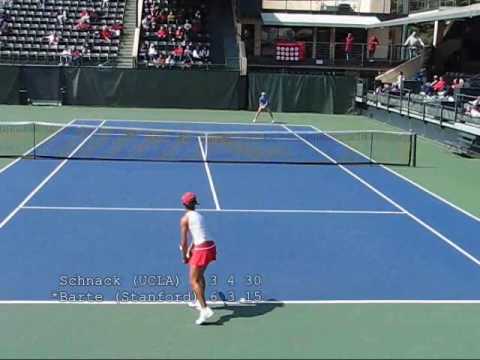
top-left (181, 192), bottom-right (198, 206)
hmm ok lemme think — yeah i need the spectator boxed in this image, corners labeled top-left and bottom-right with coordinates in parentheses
top-left (159, 9), bottom-right (168, 24)
top-left (404, 31), bottom-right (424, 59)
top-left (175, 26), bottom-right (185, 41)
top-left (422, 75), bottom-right (438, 96)
top-left (165, 53), bottom-right (175, 68)
top-left (148, 43), bottom-right (158, 62)
top-left (72, 47), bottom-right (82, 65)
top-left (111, 21), bottom-right (124, 37)
top-left (465, 96), bottom-right (480, 118)
top-left (46, 31), bottom-right (60, 46)
top-left (102, 0), bottom-right (108, 9)
top-left (199, 45), bottom-right (209, 62)
top-left (156, 25), bottom-right (167, 40)
top-left (153, 53), bottom-right (167, 68)
top-left (345, 33), bottom-right (354, 62)
top-left (432, 76), bottom-right (446, 95)
top-left (100, 25), bottom-right (113, 42)
top-left (192, 46), bottom-right (202, 63)
top-left (184, 19), bottom-right (192, 32)
top-left (396, 71), bottom-right (405, 91)
top-left (367, 35), bottom-right (380, 62)
top-left (167, 10), bottom-right (176, 24)
top-left (142, 15), bottom-right (152, 31)
top-left (173, 44), bottom-right (184, 61)
top-left (57, 8), bottom-right (67, 25)
top-left (59, 47), bottom-right (72, 65)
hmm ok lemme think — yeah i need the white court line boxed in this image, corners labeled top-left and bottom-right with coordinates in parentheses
top-left (282, 125), bottom-right (480, 267)
top-left (21, 206), bottom-right (405, 214)
top-left (197, 137), bottom-right (221, 210)
top-left (77, 117), bottom-right (292, 128)
top-left (309, 125), bottom-right (480, 225)
top-left (1, 299), bottom-right (480, 305)
top-left (0, 119), bottom-right (78, 175)
top-left (0, 121), bottom-right (106, 230)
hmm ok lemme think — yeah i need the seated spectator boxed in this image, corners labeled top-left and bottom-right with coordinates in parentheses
top-left (159, 9), bottom-right (168, 24)
top-left (175, 26), bottom-right (185, 41)
top-left (153, 53), bottom-right (167, 68)
top-left (465, 96), bottom-right (480, 117)
top-left (72, 47), bottom-right (82, 65)
top-left (142, 15), bottom-right (152, 31)
top-left (148, 43), bottom-right (158, 62)
top-left (167, 10), bottom-right (176, 24)
top-left (192, 46), bottom-right (202, 63)
top-left (165, 53), bottom-right (175, 68)
top-left (57, 8), bottom-right (67, 25)
top-left (199, 45), bottom-right (209, 61)
top-left (102, 0), bottom-right (109, 9)
top-left (173, 45), bottom-right (184, 61)
top-left (46, 31), bottom-right (60, 46)
top-left (59, 47), bottom-right (72, 65)
top-left (422, 75), bottom-right (439, 96)
top-left (0, 22), bottom-right (12, 35)
top-left (184, 19), bottom-right (192, 32)
top-left (156, 25), bottom-right (168, 40)
top-left (100, 25), bottom-right (113, 42)
top-left (111, 21), bottom-right (124, 37)
top-left (432, 76), bottom-right (446, 95)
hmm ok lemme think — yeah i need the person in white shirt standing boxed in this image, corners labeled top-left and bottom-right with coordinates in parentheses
top-left (179, 192), bottom-right (217, 325)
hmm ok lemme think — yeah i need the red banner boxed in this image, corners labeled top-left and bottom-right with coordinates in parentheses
top-left (275, 42), bottom-right (306, 62)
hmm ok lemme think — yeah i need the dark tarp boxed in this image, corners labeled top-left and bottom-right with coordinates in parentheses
top-left (248, 72), bottom-right (356, 114)
top-left (0, 66), bottom-right (20, 104)
top-left (63, 67), bottom-right (244, 109)
top-left (22, 66), bottom-right (61, 102)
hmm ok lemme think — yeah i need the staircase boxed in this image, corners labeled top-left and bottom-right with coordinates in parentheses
top-left (116, 0), bottom-right (138, 68)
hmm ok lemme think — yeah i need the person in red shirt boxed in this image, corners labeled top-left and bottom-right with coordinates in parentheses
top-left (345, 33), bottom-right (354, 62)
top-left (156, 25), bottom-right (167, 40)
top-left (174, 45), bottom-right (184, 61)
top-left (433, 76), bottom-right (446, 94)
top-left (367, 35), bottom-right (380, 62)
top-left (100, 25), bottom-right (113, 42)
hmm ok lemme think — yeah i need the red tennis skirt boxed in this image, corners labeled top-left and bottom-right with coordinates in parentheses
top-left (189, 241), bottom-right (216, 268)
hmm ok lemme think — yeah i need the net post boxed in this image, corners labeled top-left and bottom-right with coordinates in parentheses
top-left (33, 122), bottom-right (36, 159)
top-left (369, 131), bottom-right (374, 164)
top-left (204, 133), bottom-right (208, 161)
top-left (410, 133), bottom-right (417, 167)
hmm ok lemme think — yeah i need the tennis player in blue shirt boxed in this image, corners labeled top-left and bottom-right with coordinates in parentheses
top-left (253, 91), bottom-right (274, 123)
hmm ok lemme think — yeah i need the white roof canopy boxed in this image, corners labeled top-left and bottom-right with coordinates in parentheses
top-left (262, 3), bottom-right (480, 29)
top-left (261, 12), bottom-right (382, 28)
top-left (372, 3), bottom-right (480, 28)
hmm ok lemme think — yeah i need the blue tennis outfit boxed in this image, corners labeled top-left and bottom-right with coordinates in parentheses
top-left (259, 95), bottom-right (270, 108)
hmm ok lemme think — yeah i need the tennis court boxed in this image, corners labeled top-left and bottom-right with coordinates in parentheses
top-left (1, 117), bottom-right (480, 306)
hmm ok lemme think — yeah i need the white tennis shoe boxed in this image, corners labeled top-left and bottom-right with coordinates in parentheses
top-left (195, 307), bottom-right (214, 325)
top-left (188, 300), bottom-right (201, 310)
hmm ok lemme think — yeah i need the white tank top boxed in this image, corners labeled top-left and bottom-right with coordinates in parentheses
top-left (186, 211), bottom-right (210, 246)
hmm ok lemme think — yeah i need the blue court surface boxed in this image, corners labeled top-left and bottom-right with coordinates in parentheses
top-left (1, 119), bottom-right (480, 303)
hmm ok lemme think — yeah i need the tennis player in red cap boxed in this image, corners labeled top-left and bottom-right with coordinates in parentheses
top-left (179, 192), bottom-right (217, 325)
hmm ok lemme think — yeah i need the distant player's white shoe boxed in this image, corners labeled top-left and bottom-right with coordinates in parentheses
top-left (188, 301), bottom-right (201, 310)
top-left (195, 307), bottom-right (214, 325)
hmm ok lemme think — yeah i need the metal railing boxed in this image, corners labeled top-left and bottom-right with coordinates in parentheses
top-left (256, 42), bottom-right (412, 67)
top-left (392, 0), bottom-right (480, 14)
top-left (360, 86), bottom-right (480, 127)
top-left (261, 0), bottom-right (392, 13)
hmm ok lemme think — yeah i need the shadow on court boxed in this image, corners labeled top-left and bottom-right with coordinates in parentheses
top-left (203, 301), bottom-right (284, 326)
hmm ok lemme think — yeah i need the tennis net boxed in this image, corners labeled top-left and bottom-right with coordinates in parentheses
top-left (0, 122), bottom-right (417, 166)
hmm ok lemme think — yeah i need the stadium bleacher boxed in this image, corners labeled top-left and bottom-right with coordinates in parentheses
top-left (0, 0), bottom-right (125, 65)
top-left (137, 0), bottom-right (211, 68)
